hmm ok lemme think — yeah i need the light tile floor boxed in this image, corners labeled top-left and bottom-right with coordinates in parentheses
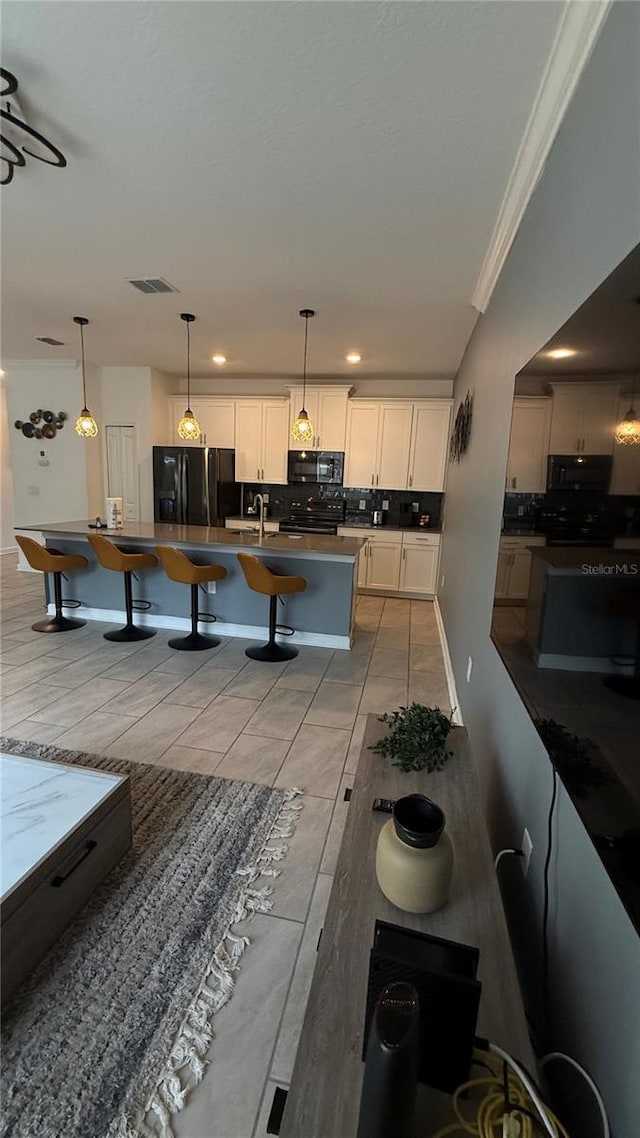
top-left (0, 555), bottom-right (450, 1138)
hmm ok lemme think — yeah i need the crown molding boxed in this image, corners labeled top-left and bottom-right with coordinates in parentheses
top-left (471, 0), bottom-right (612, 314)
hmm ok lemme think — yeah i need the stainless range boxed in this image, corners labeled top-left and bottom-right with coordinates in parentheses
top-left (278, 498), bottom-right (346, 536)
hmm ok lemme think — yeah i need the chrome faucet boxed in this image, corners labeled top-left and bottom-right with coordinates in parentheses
top-left (252, 493), bottom-right (265, 541)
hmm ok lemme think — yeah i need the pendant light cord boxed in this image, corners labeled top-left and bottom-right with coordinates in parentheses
top-left (186, 319), bottom-right (192, 413)
top-left (301, 312), bottom-right (309, 412)
top-left (79, 321), bottom-right (87, 408)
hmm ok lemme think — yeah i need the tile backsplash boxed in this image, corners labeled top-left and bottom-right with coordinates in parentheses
top-left (242, 483), bottom-right (443, 529)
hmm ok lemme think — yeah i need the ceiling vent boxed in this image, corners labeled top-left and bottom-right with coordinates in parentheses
top-left (127, 277), bottom-right (178, 295)
top-left (36, 336), bottom-right (65, 346)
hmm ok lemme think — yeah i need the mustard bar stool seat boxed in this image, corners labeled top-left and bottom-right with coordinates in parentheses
top-left (88, 533), bottom-right (158, 642)
top-left (156, 546), bottom-right (227, 651)
top-left (237, 552), bottom-right (307, 662)
top-left (16, 535), bottom-right (88, 633)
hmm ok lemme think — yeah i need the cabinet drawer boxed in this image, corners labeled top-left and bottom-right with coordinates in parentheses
top-left (401, 532), bottom-right (440, 548)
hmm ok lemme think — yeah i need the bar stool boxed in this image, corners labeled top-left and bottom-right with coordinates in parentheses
top-left (88, 533), bottom-right (158, 642)
top-left (15, 535), bottom-right (88, 633)
top-left (237, 552), bottom-right (307, 662)
top-left (155, 546), bottom-right (227, 651)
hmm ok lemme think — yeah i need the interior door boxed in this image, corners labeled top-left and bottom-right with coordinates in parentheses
top-left (377, 404), bottom-right (413, 489)
top-left (105, 425), bottom-right (140, 521)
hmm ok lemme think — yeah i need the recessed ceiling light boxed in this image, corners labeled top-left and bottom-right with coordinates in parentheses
top-left (212, 354), bottom-right (227, 365)
top-left (346, 351), bottom-right (362, 364)
top-left (546, 347), bottom-right (576, 360)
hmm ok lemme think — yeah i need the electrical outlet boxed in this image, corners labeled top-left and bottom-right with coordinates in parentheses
top-left (262, 492), bottom-right (270, 504)
top-left (28, 485), bottom-right (39, 495)
top-left (521, 828), bottom-right (533, 876)
top-left (466, 656), bottom-right (473, 683)
top-left (359, 500), bottom-right (366, 511)
top-left (382, 499), bottom-right (390, 511)
top-left (206, 580), bottom-right (216, 594)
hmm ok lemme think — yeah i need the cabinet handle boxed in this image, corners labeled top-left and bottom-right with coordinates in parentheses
top-left (376, 474), bottom-right (379, 486)
top-left (408, 475), bottom-right (413, 487)
top-left (371, 474), bottom-right (375, 486)
top-left (402, 548), bottom-right (406, 560)
top-left (512, 477), bottom-right (516, 489)
top-left (257, 468), bottom-right (260, 479)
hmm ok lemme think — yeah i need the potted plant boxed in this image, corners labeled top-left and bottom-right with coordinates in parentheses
top-left (370, 703), bottom-right (455, 773)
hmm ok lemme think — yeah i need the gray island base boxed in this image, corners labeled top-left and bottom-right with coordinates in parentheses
top-left (20, 521), bottom-right (367, 650)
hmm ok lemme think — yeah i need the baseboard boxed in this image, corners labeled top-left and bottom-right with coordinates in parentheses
top-left (434, 598), bottom-right (463, 726)
top-left (46, 604), bottom-right (351, 651)
top-left (358, 588), bottom-right (435, 600)
top-left (0, 546), bottom-right (17, 555)
top-left (535, 650), bottom-right (633, 675)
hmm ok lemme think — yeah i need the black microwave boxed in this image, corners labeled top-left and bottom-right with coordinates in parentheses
top-left (547, 453), bottom-right (612, 493)
top-left (288, 450), bottom-right (344, 485)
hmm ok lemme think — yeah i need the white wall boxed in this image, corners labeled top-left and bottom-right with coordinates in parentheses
top-left (0, 375), bottom-right (16, 551)
top-left (5, 361), bottom-right (94, 527)
top-left (439, 5), bottom-right (640, 1135)
top-left (183, 375), bottom-right (454, 399)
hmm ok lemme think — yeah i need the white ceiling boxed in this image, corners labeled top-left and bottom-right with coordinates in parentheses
top-left (523, 243), bottom-right (640, 377)
top-left (2, 1), bottom-right (564, 378)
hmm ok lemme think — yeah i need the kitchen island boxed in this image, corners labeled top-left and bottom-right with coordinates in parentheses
top-left (526, 545), bottom-right (640, 672)
top-left (20, 521), bottom-right (367, 650)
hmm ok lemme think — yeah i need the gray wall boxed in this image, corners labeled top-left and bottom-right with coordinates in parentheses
top-left (439, 6), bottom-right (640, 1135)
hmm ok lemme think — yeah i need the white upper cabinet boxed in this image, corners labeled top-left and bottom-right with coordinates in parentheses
top-left (377, 404), bottom-right (413, 489)
top-left (234, 400), bottom-right (289, 484)
top-left (506, 398), bottom-right (551, 492)
top-left (168, 398), bottom-right (235, 448)
top-left (288, 386), bottom-right (350, 451)
top-left (549, 384), bottom-right (619, 455)
top-left (611, 396), bottom-right (640, 494)
top-left (408, 401), bottom-right (452, 491)
top-left (343, 403), bottom-right (380, 488)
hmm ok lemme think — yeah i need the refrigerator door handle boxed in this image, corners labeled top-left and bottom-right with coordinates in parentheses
top-left (181, 453), bottom-right (188, 524)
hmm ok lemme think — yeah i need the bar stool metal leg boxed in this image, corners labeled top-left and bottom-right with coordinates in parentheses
top-left (246, 595), bottom-right (298, 662)
top-left (169, 583), bottom-right (221, 651)
top-left (104, 570), bottom-right (156, 642)
top-left (32, 571), bottom-right (87, 634)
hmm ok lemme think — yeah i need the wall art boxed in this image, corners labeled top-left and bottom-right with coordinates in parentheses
top-left (449, 390), bottom-right (473, 464)
top-left (14, 410), bottom-right (66, 440)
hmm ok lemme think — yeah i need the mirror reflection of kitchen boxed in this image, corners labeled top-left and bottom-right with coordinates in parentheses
top-left (492, 244), bottom-right (640, 923)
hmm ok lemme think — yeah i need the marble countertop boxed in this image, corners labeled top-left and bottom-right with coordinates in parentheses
top-left (1, 753), bottom-right (125, 902)
top-left (20, 520), bottom-right (366, 561)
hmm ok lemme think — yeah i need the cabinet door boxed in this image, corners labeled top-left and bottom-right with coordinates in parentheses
top-left (495, 548), bottom-right (511, 599)
top-left (344, 404), bottom-right (380, 488)
top-left (507, 549), bottom-right (534, 599)
top-left (357, 544), bottom-right (368, 589)
top-left (400, 545), bottom-right (438, 593)
top-left (611, 399), bottom-right (640, 493)
top-left (408, 403), bottom-right (451, 491)
top-left (377, 404), bottom-right (413, 490)
top-left (581, 387), bottom-right (618, 454)
top-left (234, 402), bottom-right (263, 482)
top-left (169, 398), bottom-right (208, 447)
top-left (549, 389), bottom-right (582, 454)
top-left (317, 389), bottom-right (349, 451)
top-left (199, 401), bottom-right (236, 449)
top-left (289, 388), bottom-right (320, 449)
top-left (367, 541), bottom-right (401, 590)
top-left (507, 400), bottom-right (551, 492)
top-left (262, 402), bottom-right (289, 484)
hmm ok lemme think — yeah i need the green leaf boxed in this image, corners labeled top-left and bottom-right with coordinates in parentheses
top-left (369, 703), bottom-right (455, 773)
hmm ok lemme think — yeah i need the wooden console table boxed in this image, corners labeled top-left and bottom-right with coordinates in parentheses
top-left (280, 715), bottom-right (533, 1137)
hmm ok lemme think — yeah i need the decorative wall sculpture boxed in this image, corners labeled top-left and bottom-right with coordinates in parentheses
top-left (14, 411), bottom-right (67, 440)
top-left (449, 391), bottom-right (473, 464)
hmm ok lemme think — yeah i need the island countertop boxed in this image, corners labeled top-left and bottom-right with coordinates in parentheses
top-left (21, 520), bottom-right (366, 562)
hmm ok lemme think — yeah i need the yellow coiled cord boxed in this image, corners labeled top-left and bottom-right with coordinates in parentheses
top-left (431, 1049), bottom-right (571, 1138)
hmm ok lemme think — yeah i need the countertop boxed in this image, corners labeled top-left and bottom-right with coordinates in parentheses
top-left (227, 516), bottom-right (443, 535)
top-left (529, 545), bottom-right (640, 570)
top-left (21, 521), bottom-right (366, 561)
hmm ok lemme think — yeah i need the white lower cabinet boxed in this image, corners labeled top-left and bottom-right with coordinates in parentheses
top-left (400, 544), bottom-right (438, 594)
top-left (496, 536), bottom-right (546, 600)
top-left (366, 540), bottom-right (402, 590)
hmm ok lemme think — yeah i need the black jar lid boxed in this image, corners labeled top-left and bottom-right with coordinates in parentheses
top-left (393, 794), bottom-right (445, 849)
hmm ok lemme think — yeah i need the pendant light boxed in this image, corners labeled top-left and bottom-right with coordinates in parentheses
top-left (73, 316), bottom-right (98, 438)
top-left (615, 378), bottom-right (640, 445)
top-left (291, 308), bottom-right (315, 446)
top-left (177, 312), bottom-right (201, 442)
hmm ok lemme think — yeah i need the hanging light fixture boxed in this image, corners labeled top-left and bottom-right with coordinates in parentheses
top-left (615, 379), bottom-right (640, 445)
top-left (291, 308), bottom-right (315, 446)
top-left (73, 316), bottom-right (98, 438)
top-left (177, 312), bottom-right (201, 441)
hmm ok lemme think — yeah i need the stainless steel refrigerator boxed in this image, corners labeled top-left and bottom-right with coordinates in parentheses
top-left (153, 447), bottom-right (240, 526)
